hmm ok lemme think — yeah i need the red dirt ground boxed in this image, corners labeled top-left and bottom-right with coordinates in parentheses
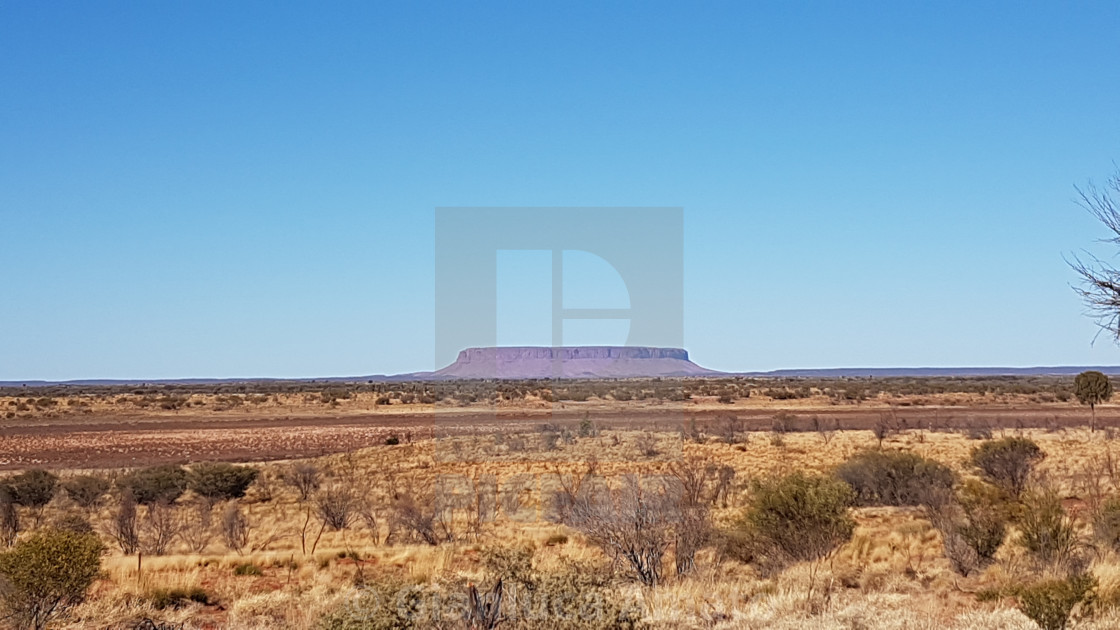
top-left (1, 404), bottom-right (1116, 470)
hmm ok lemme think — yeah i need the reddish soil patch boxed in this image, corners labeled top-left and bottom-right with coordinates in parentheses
top-left (0, 405), bottom-right (1115, 470)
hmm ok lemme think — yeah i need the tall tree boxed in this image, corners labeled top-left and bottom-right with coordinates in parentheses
top-left (1075, 370), bottom-right (1113, 432)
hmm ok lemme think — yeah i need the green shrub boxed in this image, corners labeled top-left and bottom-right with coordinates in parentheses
top-left (1018, 487), bottom-right (1081, 568)
top-left (62, 475), bottom-right (110, 510)
top-left (955, 481), bottom-right (1010, 560)
top-left (188, 463), bottom-right (259, 503)
top-left (739, 472), bottom-right (855, 575)
top-left (834, 450), bottom-right (955, 507)
top-left (6, 469), bottom-right (59, 510)
top-left (0, 529), bottom-right (105, 630)
top-left (118, 465), bottom-right (188, 505)
top-left (1016, 573), bottom-right (1096, 630)
top-left (970, 437), bottom-right (1044, 498)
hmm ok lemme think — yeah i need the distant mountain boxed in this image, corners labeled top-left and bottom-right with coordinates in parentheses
top-left (427, 346), bottom-right (720, 379)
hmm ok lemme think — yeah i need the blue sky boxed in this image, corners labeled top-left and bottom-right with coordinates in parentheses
top-left (2, 1), bottom-right (1120, 379)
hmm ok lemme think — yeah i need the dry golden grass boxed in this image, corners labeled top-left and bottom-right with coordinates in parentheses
top-left (15, 424), bottom-right (1120, 628)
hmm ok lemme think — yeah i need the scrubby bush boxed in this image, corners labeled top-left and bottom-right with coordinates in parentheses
top-left (6, 469), bottom-right (58, 510)
top-left (0, 529), bottom-right (104, 630)
top-left (928, 480), bottom-right (1011, 576)
top-left (970, 437), bottom-right (1044, 498)
top-left (1092, 495), bottom-right (1120, 551)
top-left (737, 472), bottom-right (855, 584)
top-left (118, 465), bottom-right (189, 505)
top-left (1018, 486), bottom-right (1082, 569)
top-left (62, 475), bottom-right (109, 510)
top-left (318, 576), bottom-right (433, 630)
top-left (0, 487), bottom-right (18, 548)
top-left (481, 549), bottom-right (644, 630)
top-left (107, 492), bottom-right (139, 554)
top-left (220, 503), bottom-right (251, 554)
top-left (5, 470), bottom-right (58, 526)
top-left (834, 450), bottom-right (955, 507)
top-left (283, 462), bottom-right (321, 502)
top-left (1016, 573), bottom-right (1097, 630)
top-left (188, 463), bottom-right (259, 505)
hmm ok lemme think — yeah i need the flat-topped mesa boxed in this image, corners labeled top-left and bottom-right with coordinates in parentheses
top-left (455, 346), bottom-right (690, 363)
top-left (433, 346), bottom-right (718, 379)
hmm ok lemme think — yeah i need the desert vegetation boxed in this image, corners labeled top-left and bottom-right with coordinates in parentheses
top-left (6, 403), bottom-right (1120, 628)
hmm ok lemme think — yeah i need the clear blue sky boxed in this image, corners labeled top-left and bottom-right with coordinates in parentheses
top-left (2, 1), bottom-right (1120, 380)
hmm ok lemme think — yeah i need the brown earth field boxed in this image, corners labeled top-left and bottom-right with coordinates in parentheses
top-left (2, 387), bottom-right (1118, 469)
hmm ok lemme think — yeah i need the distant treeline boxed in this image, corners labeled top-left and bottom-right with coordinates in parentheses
top-left (0, 375), bottom-right (1078, 406)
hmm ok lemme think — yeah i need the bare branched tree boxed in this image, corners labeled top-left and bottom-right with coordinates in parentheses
top-left (141, 501), bottom-right (180, 555)
top-left (388, 479), bottom-right (456, 545)
top-left (667, 459), bottom-right (721, 575)
top-left (314, 485), bottom-right (355, 531)
top-left (178, 499), bottom-right (213, 553)
top-left (1070, 169), bottom-right (1120, 341)
top-left (558, 474), bottom-right (678, 586)
top-left (283, 462), bottom-right (321, 503)
top-left (107, 491), bottom-right (140, 555)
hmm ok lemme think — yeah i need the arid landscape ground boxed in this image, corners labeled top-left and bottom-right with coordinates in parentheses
top-left (4, 377), bottom-right (1120, 629)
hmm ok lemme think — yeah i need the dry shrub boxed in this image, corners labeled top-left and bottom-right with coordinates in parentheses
top-left (283, 462), bottom-right (321, 502)
top-left (62, 475), bottom-right (109, 511)
top-left (106, 491), bottom-right (139, 555)
top-left (317, 576), bottom-right (432, 630)
top-left (1018, 485), bottom-right (1083, 571)
top-left (1016, 573), bottom-right (1097, 630)
top-left (928, 480), bottom-right (1011, 576)
top-left (482, 547), bottom-right (643, 630)
top-left (388, 481), bottom-right (454, 545)
top-left (315, 485), bottom-right (355, 531)
top-left (0, 487), bottom-right (18, 548)
top-left (971, 437), bottom-right (1045, 499)
top-left (557, 474), bottom-right (677, 586)
top-left (178, 499), bottom-right (213, 553)
top-left (141, 501), bottom-right (179, 556)
top-left (835, 449), bottom-right (955, 507)
top-left (220, 503), bottom-right (251, 554)
top-left (635, 431), bottom-right (659, 457)
top-left (667, 457), bottom-right (730, 574)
